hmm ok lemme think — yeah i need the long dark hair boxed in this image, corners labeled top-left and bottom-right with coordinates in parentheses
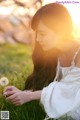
top-left (24, 3), bottom-right (73, 91)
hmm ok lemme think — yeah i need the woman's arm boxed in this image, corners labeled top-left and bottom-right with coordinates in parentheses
top-left (28, 90), bottom-right (42, 100)
top-left (23, 90), bottom-right (42, 101)
top-left (4, 86), bottom-right (42, 105)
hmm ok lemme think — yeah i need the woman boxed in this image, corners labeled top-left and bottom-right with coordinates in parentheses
top-left (24, 1), bottom-right (74, 91)
top-left (4, 3), bottom-right (80, 119)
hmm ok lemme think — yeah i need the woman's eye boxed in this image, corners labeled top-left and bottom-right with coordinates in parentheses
top-left (40, 33), bottom-right (46, 36)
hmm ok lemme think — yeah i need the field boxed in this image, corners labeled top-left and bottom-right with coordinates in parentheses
top-left (0, 44), bottom-right (70, 120)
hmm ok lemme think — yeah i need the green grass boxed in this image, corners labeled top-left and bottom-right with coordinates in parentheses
top-left (0, 44), bottom-right (33, 93)
top-left (0, 44), bottom-right (71, 120)
top-left (0, 44), bottom-right (45, 120)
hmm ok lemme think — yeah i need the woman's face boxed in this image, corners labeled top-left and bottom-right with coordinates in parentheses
top-left (36, 21), bottom-right (63, 51)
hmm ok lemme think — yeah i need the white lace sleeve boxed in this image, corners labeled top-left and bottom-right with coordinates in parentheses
top-left (40, 67), bottom-right (80, 119)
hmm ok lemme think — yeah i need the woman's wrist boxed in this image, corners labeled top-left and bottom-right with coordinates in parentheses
top-left (32, 90), bottom-right (42, 100)
top-left (26, 90), bottom-right (42, 101)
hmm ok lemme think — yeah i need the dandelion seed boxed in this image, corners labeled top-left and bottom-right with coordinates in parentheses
top-left (0, 77), bottom-right (9, 86)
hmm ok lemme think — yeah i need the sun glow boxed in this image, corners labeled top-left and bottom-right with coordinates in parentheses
top-left (42, 0), bottom-right (80, 39)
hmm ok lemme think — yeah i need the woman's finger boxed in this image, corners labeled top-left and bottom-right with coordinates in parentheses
top-left (4, 86), bottom-right (15, 93)
top-left (4, 91), bottom-right (16, 97)
top-left (6, 93), bottom-right (17, 101)
top-left (12, 101), bottom-right (21, 106)
top-left (10, 98), bottom-right (18, 103)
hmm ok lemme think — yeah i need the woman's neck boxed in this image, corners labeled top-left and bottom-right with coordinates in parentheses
top-left (59, 39), bottom-right (75, 53)
top-left (59, 39), bottom-right (80, 67)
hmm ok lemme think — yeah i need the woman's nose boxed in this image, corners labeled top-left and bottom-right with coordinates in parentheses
top-left (36, 37), bottom-right (42, 42)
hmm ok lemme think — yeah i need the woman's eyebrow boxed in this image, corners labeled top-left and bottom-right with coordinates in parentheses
top-left (37, 30), bottom-right (46, 33)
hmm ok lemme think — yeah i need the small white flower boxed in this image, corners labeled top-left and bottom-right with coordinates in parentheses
top-left (0, 77), bottom-right (9, 86)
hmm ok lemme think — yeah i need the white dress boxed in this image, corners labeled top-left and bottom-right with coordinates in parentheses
top-left (40, 48), bottom-right (80, 120)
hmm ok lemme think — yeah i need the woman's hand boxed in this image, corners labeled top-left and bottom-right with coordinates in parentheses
top-left (4, 86), bottom-right (21, 96)
top-left (3, 86), bottom-right (32, 105)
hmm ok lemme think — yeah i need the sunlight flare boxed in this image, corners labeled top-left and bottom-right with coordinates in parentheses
top-left (42, 0), bottom-right (80, 39)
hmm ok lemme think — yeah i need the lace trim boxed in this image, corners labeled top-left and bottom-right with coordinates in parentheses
top-left (71, 47), bottom-right (80, 67)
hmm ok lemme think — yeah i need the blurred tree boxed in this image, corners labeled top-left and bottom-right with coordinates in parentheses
top-left (0, 0), bottom-right (42, 44)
